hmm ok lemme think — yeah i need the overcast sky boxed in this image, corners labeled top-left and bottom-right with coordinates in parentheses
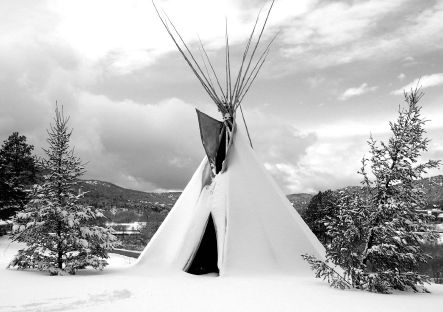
top-left (1, 0), bottom-right (442, 194)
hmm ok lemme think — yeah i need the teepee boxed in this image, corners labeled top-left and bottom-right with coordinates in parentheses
top-left (135, 1), bottom-right (325, 276)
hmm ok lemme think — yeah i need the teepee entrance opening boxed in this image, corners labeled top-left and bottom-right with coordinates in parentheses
top-left (186, 214), bottom-right (219, 276)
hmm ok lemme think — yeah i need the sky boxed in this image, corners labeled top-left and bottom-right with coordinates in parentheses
top-left (0, 0), bottom-right (442, 194)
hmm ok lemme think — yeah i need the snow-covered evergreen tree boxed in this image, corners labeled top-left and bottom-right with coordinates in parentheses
top-left (0, 132), bottom-right (38, 219)
top-left (303, 87), bottom-right (441, 293)
top-left (304, 190), bottom-right (338, 244)
top-left (8, 106), bottom-right (117, 275)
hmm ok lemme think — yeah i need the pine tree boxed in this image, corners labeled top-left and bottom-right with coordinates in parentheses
top-left (303, 87), bottom-right (441, 293)
top-left (8, 106), bottom-right (117, 275)
top-left (304, 190), bottom-right (338, 244)
top-left (0, 133), bottom-right (38, 220)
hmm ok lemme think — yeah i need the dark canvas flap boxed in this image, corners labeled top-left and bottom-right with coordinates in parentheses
top-left (196, 109), bottom-right (223, 166)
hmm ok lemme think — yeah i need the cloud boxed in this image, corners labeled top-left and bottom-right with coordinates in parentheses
top-left (260, 130), bottom-right (375, 194)
top-left (39, 0), bottom-right (443, 77)
top-left (339, 83), bottom-right (377, 100)
top-left (46, 0), bottom-right (281, 76)
top-left (277, 0), bottom-right (443, 71)
top-left (280, 0), bottom-right (407, 62)
top-left (70, 94), bottom-right (206, 191)
top-left (291, 119), bottom-right (443, 194)
top-left (297, 138), bottom-right (368, 192)
top-left (0, 41), bottom-right (320, 193)
top-left (401, 56), bottom-right (418, 67)
top-left (391, 73), bottom-right (443, 95)
top-left (2, 0), bottom-right (443, 196)
top-left (231, 109), bottom-right (318, 194)
top-left (0, 49), bottom-right (204, 192)
top-left (55, 97), bottom-right (320, 193)
top-left (306, 76), bottom-right (326, 88)
top-left (0, 6), bottom-right (201, 191)
top-left (0, 0), bottom-right (319, 194)
top-left (62, 96), bottom-right (321, 194)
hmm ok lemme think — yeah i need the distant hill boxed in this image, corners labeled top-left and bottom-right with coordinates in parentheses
top-left (339, 175), bottom-right (443, 209)
top-left (76, 179), bottom-right (314, 218)
top-left (414, 175), bottom-right (443, 208)
top-left (286, 193), bottom-right (314, 215)
top-left (76, 174), bottom-right (443, 220)
top-left (76, 180), bottom-right (180, 222)
top-left (281, 175), bottom-right (443, 215)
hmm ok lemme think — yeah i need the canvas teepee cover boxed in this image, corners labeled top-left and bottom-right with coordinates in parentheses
top-left (135, 114), bottom-right (325, 276)
top-left (135, 1), bottom-right (326, 276)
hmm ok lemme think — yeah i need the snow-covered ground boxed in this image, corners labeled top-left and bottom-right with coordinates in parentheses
top-left (0, 236), bottom-right (442, 312)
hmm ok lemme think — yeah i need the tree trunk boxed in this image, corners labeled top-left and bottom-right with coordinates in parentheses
top-left (57, 221), bottom-right (63, 269)
top-left (362, 229), bottom-right (374, 266)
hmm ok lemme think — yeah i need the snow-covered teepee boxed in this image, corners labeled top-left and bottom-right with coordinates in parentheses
top-left (135, 1), bottom-right (325, 276)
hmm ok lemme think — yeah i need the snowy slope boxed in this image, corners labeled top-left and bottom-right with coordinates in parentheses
top-left (1, 236), bottom-right (442, 312)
